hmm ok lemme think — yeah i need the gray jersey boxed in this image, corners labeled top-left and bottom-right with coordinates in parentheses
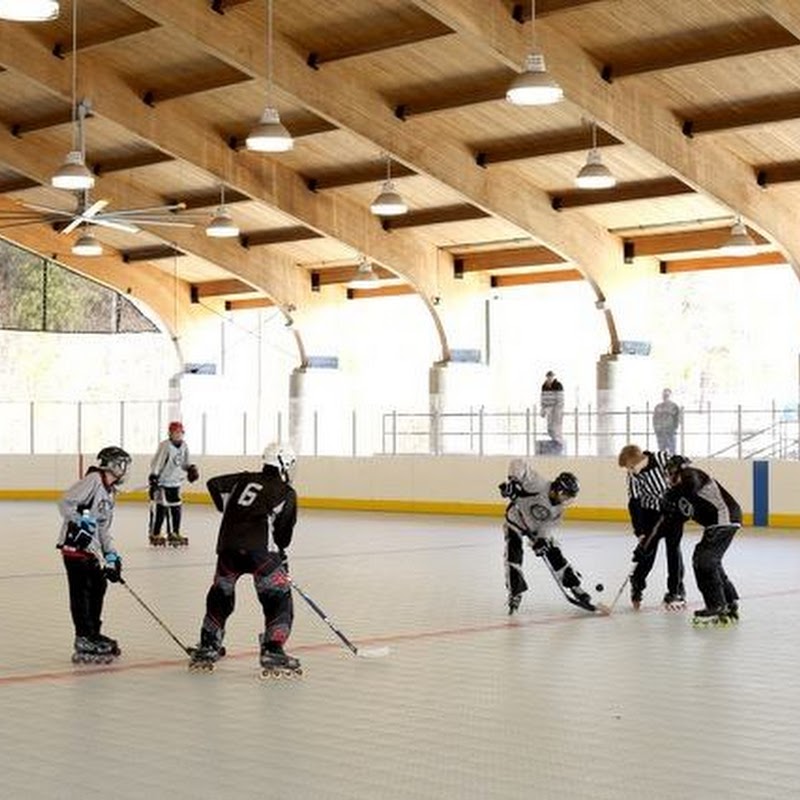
top-left (57, 469), bottom-right (117, 556)
top-left (150, 440), bottom-right (190, 487)
top-left (504, 459), bottom-right (563, 536)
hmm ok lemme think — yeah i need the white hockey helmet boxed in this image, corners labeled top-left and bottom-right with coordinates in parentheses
top-left (262, 442), bottom-right (296, 482)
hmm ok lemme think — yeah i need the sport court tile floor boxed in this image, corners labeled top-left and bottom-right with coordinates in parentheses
top-left (0, 501), bottom-right (798, 800)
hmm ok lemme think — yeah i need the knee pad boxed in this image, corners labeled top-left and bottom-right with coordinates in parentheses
top-left (214, 573), bottom-right (237, 596)
top-left (561, 566), bottom-right (581, 588)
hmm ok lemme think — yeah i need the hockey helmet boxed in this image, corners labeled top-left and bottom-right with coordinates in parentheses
top-left (665, 454), bottom-right (691, 480)
top-left (97, 446), bottom-right (131, 482)
top-left (262, 442), bottom-right (297, 482)
top-left (168, 420), bottom-right (185, 437)
top-left (551, 471), bottom-right (579, 498)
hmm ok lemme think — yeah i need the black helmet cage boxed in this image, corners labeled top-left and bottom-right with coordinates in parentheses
top-left (552, 471), bottom-right (580, 498)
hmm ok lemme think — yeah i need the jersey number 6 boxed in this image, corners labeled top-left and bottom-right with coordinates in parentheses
top-left (238, 482), bottom-right (264, 507)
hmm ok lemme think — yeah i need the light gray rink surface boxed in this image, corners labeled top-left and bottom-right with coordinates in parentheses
top-left (1, 502), bottom-right (799, 800)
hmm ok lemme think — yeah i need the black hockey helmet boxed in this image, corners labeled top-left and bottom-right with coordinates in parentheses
top-left (97, 446), bottom-right (131, 482)
top-left (551, 471), bottom-right (579, 498)
top-left (665, 454), bottom-right (691, 480)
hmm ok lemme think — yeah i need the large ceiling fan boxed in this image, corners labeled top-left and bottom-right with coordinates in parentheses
top-left (0, 191), bottom-right (203, 236)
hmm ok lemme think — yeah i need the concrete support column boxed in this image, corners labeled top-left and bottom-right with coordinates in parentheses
top-left (429, 362), bottom-right (449, 455)
top-left (596, 353), bottom-right (655, 456)
top-left (289, 367), bottom-right (309, 454)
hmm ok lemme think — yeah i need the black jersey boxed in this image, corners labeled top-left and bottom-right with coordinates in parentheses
top-left (206, 465), bottom-right (297, 553)
top-left (665, 466), bottom-right (742, 529)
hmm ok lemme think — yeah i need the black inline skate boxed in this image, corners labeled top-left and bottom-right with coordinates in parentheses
top-left (663, 592), bottom-right (687, 611)
top-left (149, 533), bottom-right (167, 547)
top-left (725, 601), bottom-right (739, 623)
top-left (72, 635), bottom-right (120, 665)
top-left (259, 635), bottom-right (302, 679)
top-left (187, 644), bottom-right (223, 672)
top-left (167, 533), bottom-right (189, 547)
top-left (507, 593), bottom-right (522, 616)
top-left (692, 607), bottom-right (731, 627)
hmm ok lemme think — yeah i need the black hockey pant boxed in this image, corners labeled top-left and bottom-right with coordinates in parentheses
top-left (200, 549), bottom-right (293, 650)
top-left (504, 524), bottom-right (583, 598)
top-left (631, 517), bottom-right (685, 597)
top-left (152, 486), bottom-right (182, 536)
top-left (63, 555), bottom-right (108, 638)
top-left (693, 525), bottom-right (739, 612)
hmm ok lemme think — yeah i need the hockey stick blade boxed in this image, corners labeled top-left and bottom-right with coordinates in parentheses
top-left (356, 646), bottom-right (390, 659)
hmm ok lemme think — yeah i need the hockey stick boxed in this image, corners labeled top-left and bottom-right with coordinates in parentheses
top-left (531, 537), bottom-right (608, 614)
top-left (291, 581), bottom-right (390, 659)
top-left (608, 516), bottom-right (665, 613)
top-left (119, 577), bottom-right (192, 655)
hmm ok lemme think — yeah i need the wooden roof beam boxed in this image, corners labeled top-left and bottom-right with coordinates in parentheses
top-left (491, 269), bottom-right (584, 287)
top-left (92, 150), bottom-right (175, 176)
top-left (11, 107), bottom-right (83, 138)
top-left (121, 245), bottom-right (185, 263)
top-left (0, 175), bottom-right (40, 193)
top-left (394, 73), bottom-right (509, 119)
top-left (382, 204), bottom-right (490, 230)
top-left (225, 297), bottom-right (275, 311)
top-left (142, 70), bottom-right (252, 107)
top-left (307, 22), bottom-right (453, 69)
top-left (347, 285), bottom-right (416, 300)
top-left (600, 18), bottom-right (799, 82)
top-left (311, 265), bottom-right (396, 288)
top-left (240, 226), bottom-right (324, 248)
top-left (51, 16), bottom-right (161, 58)
top-left (191, 279), bottom-right (254, 300)
top-left (511, 0), bottom-right (607, 21)
top-left (306, 161), bottom-right (416, 192)
top-left (476, 127), bottom-right (620, 167)
top-left (453, 245), bottom-right (566, 274)
top-left (210, 0), bottom-right (255, 14)
top-left (551, 178), bottom-right (694, 210)
top-left (625, 226), bottom-right (769, 259)
top-left (756, 161), bottom-right (800, 187)
top-left (682, 93), bottom-right (800, 137)
top-left (175, 188), bottom-right (250, 211)
top-left (660, 252), bottom-right (786, 273)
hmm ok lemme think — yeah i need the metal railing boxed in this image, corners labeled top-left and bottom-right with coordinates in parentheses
top-left (0, 399), bottom-right (798, 459)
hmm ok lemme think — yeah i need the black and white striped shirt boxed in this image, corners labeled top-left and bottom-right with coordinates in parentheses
top-left (626, 450), bottom-right (671, 510)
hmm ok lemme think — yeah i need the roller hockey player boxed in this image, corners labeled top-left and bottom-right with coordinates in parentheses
top-left (618, 444), bottom-right (687, 611)
top-left (148, 421), bottom-right (199, 546)
top-left (189, 443), bottom-right (302, 677)
top-left (500, 461), bottom-right (605, 616)
top-left (57, 446), bottom-right (130, 664)
top-left (663, 456), bottom-right (742, 627)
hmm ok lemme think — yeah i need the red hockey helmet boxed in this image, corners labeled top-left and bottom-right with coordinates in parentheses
top-left (168, 421), bottom-right (185, 436)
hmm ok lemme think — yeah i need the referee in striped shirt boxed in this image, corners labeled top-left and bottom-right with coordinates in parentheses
top-left (618, 444), bottom-right (686, 609)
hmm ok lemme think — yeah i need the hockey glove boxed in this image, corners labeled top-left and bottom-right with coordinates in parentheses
top-left (186, 464), bottom-right (200, 483)
top-left (148, 474), bottom-right (159, 501)
top-left (104, 552), bottom-right (122, 583)
top-left (499, 478), bottom-right (523, 500)
top-left (64, 514), bottom-right (97, 550)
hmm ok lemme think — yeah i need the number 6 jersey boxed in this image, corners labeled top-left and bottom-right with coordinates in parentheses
top-left (206, 466), bottom-right (298, 553)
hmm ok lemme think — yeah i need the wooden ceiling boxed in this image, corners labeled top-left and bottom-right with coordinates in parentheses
top-left (0, 0), bottom-right (798, 339)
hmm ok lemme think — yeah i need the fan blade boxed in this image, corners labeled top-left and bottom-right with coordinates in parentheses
top-left (91, 218), bottom-right (141, 234)
top-left (108, 203), bottom-right (186, 216)
top-left (120, 219), bottom-right (197, 228)
top-left (23, 202), bottom-right (74, 217)
top-left (0, 217), bottom-right (68, 230)
top-left (61, 217), bottom-right (86, 235)
top-left (81, 199), bottom-right (110, 219)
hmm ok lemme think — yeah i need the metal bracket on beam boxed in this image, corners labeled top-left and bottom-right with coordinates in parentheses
top-left (311, 272), bottom-right (321, 292)
top-left (307, 52), bottom-right (321, 70)
top-left (551, 196), bottom-right (564, 211)
top-left (756, 170), bottom-right (768, 188)
top-left (600, 65), bottom-right (613, 83)
top-left (511, 3), bottom-right (525, 23)
top-left (682, 120), bottom-right (694, 138)
top-left (475, 152), bottom-right (488, 168)
top-left (394, 104), bottom-right (409, 121)
top-left (190, 285), bottom-right (200, 303)
top-left (210, 0), bottom-right (225, 14)
top-left (306, 178), bottom-right (319, 192)
top-left (142, 90), bottom-right (156, 108)
top-left (659, 261), bottom-right (668, 274)
top-left (239, 234), bottom-right (250, 249)
top-left (453, 258), bottom-right (465, 279)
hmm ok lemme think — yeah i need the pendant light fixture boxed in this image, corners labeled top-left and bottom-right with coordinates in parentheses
top-left (72, 227), bottom-right (102, 257)
top-left (348, 257), bottom-right (380, 289)
top-left (51, 0), bottom-right (94, 190)
top-left (0, 0), bottom-right (59, 21)
top-left (246, 0), bottom-right (293, 153)
top-left (370, 154), bottom-right (408, 217)
top-left (575, 122), bottom-right (616, 189)
top-left (506, 0), bottom-right (563, 106)
top-left (206, 185), bottom-right (240, 238)
top-left (719, 217), bottom-right (757, 257)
